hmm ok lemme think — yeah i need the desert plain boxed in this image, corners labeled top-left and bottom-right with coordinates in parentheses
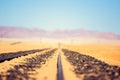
top-left (0, 38), bottom-right (120, 80)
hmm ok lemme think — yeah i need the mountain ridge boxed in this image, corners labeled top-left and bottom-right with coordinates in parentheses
top-left (0, 26), bottom-right (120, 40)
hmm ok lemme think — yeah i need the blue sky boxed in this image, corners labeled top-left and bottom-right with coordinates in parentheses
top-left (0, 0), bottom-right (120, 34)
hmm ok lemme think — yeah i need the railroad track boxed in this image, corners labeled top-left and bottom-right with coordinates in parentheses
top-left (0, 48), bottom-right (49, 63)
top-left (57, 54), bottom-right (64, 80)
top-left (0, 49), bottom-right (57, 80)
top-left (0, 48), bottom-right (120, 80)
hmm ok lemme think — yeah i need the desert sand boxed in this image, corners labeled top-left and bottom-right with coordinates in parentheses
top-left (0, 39), bottom-right (120, 80)
top-left (62, 43), bottom-right (120, 66)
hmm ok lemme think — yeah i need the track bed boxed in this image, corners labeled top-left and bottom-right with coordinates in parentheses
top-left (0, 49), bottom-right (57, 80)
top-left (62, 49), bottom-right (120, 80)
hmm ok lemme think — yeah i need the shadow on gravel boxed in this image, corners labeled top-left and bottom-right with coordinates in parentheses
top-left (62, 49), bottom-right (120, 80)
top-left (0, 49), bottom-right (57, 80)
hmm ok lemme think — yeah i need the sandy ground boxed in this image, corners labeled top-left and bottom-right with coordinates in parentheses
top-left (0, 49), bottom-right (50, 74)
top-left (0, 39), bottom-right (120, 80)
top-left (60, 49), bottom-right (80, 80)
top-left (34, 49), bottom-right (58, 80)
top-left (0, 39), bottom-right (81, 80)
top-left (0, 40), bottom-right (58, 53)
top-left (33, 49), bottom-right (80, 80)
top-left (62, 43), bottom-right (120, 66)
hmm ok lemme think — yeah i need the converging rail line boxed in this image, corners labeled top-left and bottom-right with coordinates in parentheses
top-left (0, 48), bottom-right (48, 63)
top-left (57, 54), bottom-right (64, 80)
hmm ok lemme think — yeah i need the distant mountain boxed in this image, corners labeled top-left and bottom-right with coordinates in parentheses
top-left (0, 26), bottom-right (46, 38)
top-left (0, 26), bottom-right (120, 40)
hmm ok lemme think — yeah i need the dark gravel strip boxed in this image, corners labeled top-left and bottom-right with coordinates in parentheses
top-left (0, 49), bottom-right (57, 80)
top-left (62, 49), bottom-right (120, 80)
top-left (0, 48), bottom-right (49, 63)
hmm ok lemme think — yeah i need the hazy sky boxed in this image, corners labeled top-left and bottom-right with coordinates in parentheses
top-left (0, 0), bottom-right (120, 34)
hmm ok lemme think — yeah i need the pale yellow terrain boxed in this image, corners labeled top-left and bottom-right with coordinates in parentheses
top-left (60, 49), bottom-right (80, 80)
top-left (0, 39), bottom-right (120, 80)
top-left (34, 49), bottom-right (58, 80)
top-left (62, 43), bottom-right (120, 66)
top-left (0, 49), bottom-right (50, 74)
top-left (0, 40), bottom-right (57, 53)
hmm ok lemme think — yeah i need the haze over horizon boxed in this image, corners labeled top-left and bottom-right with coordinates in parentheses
top-left (0, 0), bottom-right (120, 34)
